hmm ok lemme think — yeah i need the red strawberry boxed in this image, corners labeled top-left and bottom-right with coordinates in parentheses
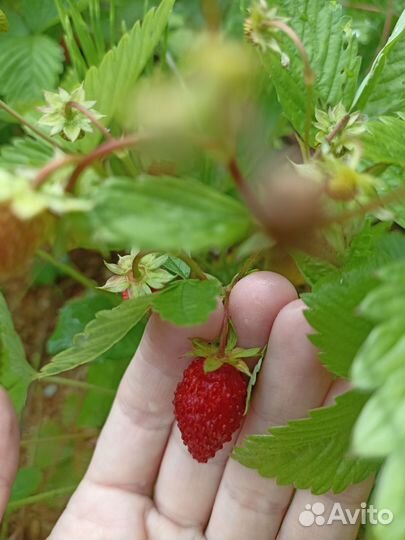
top-left (173, 357), bottom-right (248, 463)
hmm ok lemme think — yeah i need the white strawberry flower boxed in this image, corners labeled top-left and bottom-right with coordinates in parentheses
top-left (38, 85), bottom-right (104, 142)
top-left (101, 250), bottom-right (176, 298)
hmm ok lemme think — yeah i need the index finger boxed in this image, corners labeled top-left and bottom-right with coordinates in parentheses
top-left (83, 305), bottom-right (224, 496)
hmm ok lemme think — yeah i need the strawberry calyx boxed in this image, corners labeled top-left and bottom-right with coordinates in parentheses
top-left (190, 336), bottom-right (262, 378)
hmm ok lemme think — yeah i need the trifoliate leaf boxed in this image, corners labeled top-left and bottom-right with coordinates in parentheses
top-left (234, 390), bottom-right (379, 495)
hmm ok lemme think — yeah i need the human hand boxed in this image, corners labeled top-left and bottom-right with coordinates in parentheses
top-left (0, 388), bottom-right (19, 523)
top-left (47, 272), bottom-right (373, 540)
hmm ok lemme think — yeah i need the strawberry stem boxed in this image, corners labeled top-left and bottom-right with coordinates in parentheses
top-left (66, 101), bottom-right (113, 141)
top-left (0, 99), bottom-right (65, 151)
top-left (66, 134), bottom-right (148, 192)
top-left (177, 252), bottom-right (207, 280)
top-left (218, 291), bottom-right (231, 356)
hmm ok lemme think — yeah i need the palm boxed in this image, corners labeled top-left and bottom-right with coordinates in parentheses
top-left (2, 273), bottom-right (372, 540)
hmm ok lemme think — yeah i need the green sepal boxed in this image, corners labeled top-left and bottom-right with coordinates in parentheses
top-left (229, 347), bottom-right (262, 359)
top-left (203, 357), bottom-right (223, 373)
top-left (189, 338), bottom-right (218, 358)
top-left (244, 348), bottom-right (266, 415)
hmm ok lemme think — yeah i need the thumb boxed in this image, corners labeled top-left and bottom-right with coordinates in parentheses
top-left (0, 388), bottom-right (19, 522)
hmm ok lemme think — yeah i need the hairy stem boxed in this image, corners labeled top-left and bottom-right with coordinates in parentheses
top-left (67, 101), bottom-right (113, 141)
top-left (33, 154), bottom-right (82, 189)
top-left (0, 100), bottom-right (65, 151)
top-left (66, 134), bottom-right (147, 192)
top-left (218, 292), bottom-right (231, 356)
top-left (342, 2), bottom-right (384, 12)
top-left (6, 487), bottom-right (75, 512)
top-left (265, 20), bottom-right (315, 157)
top-left (177, 252), bottom-right (207, 280)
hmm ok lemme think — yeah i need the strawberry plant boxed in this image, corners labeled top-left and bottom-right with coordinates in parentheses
top-left (0, 0), bottom-right (404, 539)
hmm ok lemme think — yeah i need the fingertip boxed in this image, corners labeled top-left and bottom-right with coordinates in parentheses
top-left (229, 271), bottom-right (298, 348)
top-left (269, 298), bottom-right (316, 353)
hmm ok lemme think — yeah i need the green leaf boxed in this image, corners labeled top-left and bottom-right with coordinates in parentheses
top-left (0, 35), bottom-right (63, 103)
top-left (293, 251), bottom-right (338, 287)
top-left (263, 0), bottom-right (360, 137)
top-left (303, 269), bottom-right (377, 378)
top-left (353, 371), bottom-right (405, 457)
top-left (303, 231), bottom-right (405, 377)
top-left (84, 0), bottom-right (174, 126)
top-left (0, 293), bottom-right (35, 413)
top-left (376, 166), bottom-right (405, 229)
top-left (234, 390), bottom-right (379, 495)
top-left (0, 137), bottom-right (54, 170)
top-left (362, 117), bottom-right (405, 167)
top-left (151, 279), bottom-right (221, 326)
top-left (369, 449), bottom-right (405, 540)
top-left (163, 256), bottom-right (191, 279)
top-left (10, 467), bottom-right (42, 503)
top-left (92, 177), bottom-right (253, 252)
top-left (0, 9), bottom-right (9, 32)
top-left (21, 0), bottom-right (59, 32)
top-left (353, 9), bottom-right (405, 115)
top-left (39, 296), bottom-right (151, 378)
top-left (351, 261), bottom-right (405, 458)
top-left (47, 292), bottom-right (120, 356)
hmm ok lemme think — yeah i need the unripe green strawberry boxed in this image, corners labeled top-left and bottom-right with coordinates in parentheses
top-left (0, 208), bottom-right (45, 282)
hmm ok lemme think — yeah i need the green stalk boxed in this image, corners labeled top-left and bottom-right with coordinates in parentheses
top-left (36, 250), bottom-right (96, 289)
top-left (6, 487), bottom-right (76, 512)
top-left (55, 0), bottom-right (87, 80)
top-left (38, 375), bottom-right (115, 395)
top-left (109, 0), bottom-right (117, 46)
top-left (21, 431), bottom-right (97, 447)
top-left (66, 0), bottom-right (99, 67)
top-left (89, 0), bottom-right (105, 59)
top-left (0, 100), bottom-right (65, 151)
